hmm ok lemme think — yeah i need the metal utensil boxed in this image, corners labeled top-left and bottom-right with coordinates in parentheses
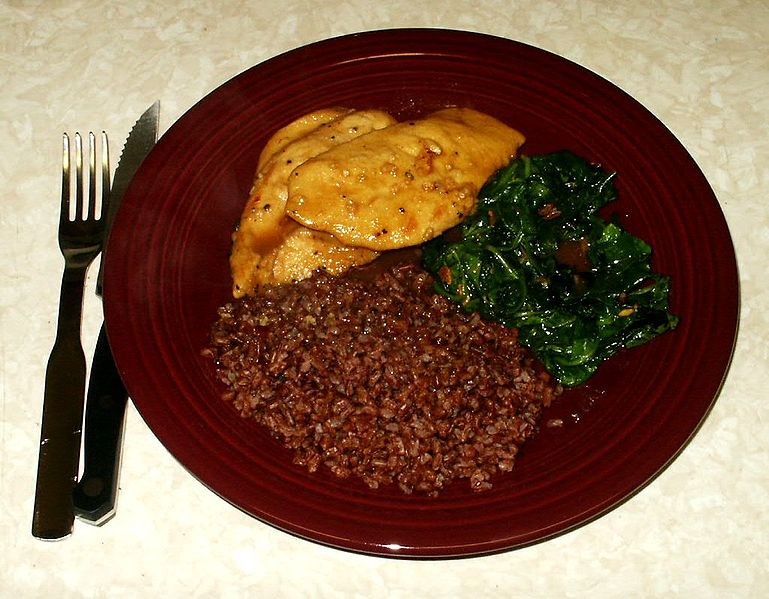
top-left (32, 131), bottom-right (110, 540)
top-left (72, 102), bottom-right (160, 525)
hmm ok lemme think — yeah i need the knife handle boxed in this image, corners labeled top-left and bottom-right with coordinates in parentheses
top-left (73, 325), bottom-right (128, 525)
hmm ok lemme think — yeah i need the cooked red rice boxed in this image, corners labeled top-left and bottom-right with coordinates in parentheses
top-left (203, 262), bottom-right (560, 495)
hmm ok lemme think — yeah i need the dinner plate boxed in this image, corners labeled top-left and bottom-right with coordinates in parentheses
top-left (104, 29), bottom-right (738, 557)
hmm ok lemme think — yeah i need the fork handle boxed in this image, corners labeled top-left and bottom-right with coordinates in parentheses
top-left (32, 266), bottom-right (89, 540)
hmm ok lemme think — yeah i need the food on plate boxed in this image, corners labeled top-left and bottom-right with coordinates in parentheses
top-left (204, 262), bottom-right (560, 495)
top-left (254, 222), bottom-right (378, 291)
top-left (286, 107), bottom-right (525, 250)
top-left (422, 151), bottom-right (679, 386)
top-left (255, 107), bottom-right (352, 170)
top-left (206, 108), bottom-right (677, 495)
top-left (230, 107), bottom-right (525, 297)
top-left (230, 108), bottom-right (397, 297)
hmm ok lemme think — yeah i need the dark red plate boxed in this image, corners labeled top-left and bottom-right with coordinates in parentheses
top-left (104, 29), bottom-right (738, 557)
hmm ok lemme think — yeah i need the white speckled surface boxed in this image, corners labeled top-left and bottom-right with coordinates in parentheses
top-left (2, 1), bottom-right (768, 596)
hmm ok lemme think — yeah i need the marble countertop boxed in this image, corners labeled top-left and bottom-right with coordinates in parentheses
top-left (2, 1), bottom-right (768, 597)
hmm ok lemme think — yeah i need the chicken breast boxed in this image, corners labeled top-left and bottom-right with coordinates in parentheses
top-left (268, 223), bottom-right (381, 285)
top-left (285, 108), bottom-right (525, 250)
top-left (256, 107), bottom-right (352, 171)
top-left (230, 109), bottom-right (396, 297)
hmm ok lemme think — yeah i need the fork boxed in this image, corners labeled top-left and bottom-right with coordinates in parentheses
top-left (32, 131), bottom-right (110, 540)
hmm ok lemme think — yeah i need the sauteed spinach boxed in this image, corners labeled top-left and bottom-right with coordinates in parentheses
top-left (422, 151), bottom-right (678, 386)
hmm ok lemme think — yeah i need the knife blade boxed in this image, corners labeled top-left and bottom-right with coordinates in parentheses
top-left (72, 102), bottom-right (159, 525)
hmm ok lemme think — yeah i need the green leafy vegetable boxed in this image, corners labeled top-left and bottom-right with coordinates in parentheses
top-left (422, 151), bottom-right (678, 387)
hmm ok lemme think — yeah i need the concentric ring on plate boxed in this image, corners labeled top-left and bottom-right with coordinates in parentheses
top-left (103, 29), bottom-right (738, 557)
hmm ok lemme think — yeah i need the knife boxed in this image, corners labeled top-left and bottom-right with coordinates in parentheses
top-left (72, 102), bottom-right (159, 525)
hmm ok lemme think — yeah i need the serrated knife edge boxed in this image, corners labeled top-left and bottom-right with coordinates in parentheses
top-left (96, 100), bottom-right (160, 295)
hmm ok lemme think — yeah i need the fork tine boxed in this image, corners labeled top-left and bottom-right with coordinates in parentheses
top-left (88, 132), bottom-right (97, 220)
top-left (75, 132), bottom-right (84, 222)
top-left (101, 131), bottom-right (110, 217)
top-left (60, 134), bottom-right (70, 224)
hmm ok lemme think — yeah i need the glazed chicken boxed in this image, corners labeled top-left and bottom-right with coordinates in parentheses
top-left (230, 108), bottom-right (396, 297)
top-left (230, 107), bottom-right (525, 296)
top-left (285, 108), bottom-right (525, 250)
